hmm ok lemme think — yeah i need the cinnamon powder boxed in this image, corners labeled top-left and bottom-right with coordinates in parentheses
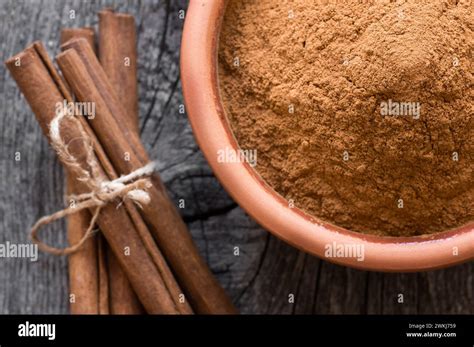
top-left (218, 0), bottom-right (473, 236)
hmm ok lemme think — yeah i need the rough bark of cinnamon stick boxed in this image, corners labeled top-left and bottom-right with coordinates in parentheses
top-left (59, 38), bottom-right (237, 314)
top-left (60, 28), bottom-right (96, 52)
top-left (5, 42), bottom-right (188, 314)
top-left (99, 9), bottom-right (139, 133)
top-left (62, 26), bottom-right (143, 315)
top-left (66, 174), bottom-right (102, 314)
top-left (96, 235), bottom-right (110, 314)
top-left (60, 27), bottom-right (108, 315)
top-left (97, 12), bottom-right (144, 314)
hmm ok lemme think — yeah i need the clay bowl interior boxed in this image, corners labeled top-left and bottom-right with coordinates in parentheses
top-left (180, 0), bottom-right (474, 271)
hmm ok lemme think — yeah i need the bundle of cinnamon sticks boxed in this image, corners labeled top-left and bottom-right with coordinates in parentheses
top-left (5, 9), bottom-right (236, 315)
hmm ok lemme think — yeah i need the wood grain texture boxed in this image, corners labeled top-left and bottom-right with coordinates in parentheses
top-left (0, 0), bottom-right (472, 314)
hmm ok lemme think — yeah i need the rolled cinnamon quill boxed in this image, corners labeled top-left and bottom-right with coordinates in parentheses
top-left (60, 28), bottom-right (96, 52)
top-left (97, 12), bottom-right (144, 314)
top-left (58, 38), bottom-right (237, 314)
top-left (66, 179), bottom-right (106, 314)
top-left (60, 27), bottom-right (109, 315)
top-left (61, 26), bottom-right (143, 315)
top-left (5, 42), bottom-right (190, 314)
top-left (99, 9), bottom-right (139, 134)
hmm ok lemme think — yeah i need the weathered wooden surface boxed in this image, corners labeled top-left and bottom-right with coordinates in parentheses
top-left (0, 0), bottom-right (472, 314)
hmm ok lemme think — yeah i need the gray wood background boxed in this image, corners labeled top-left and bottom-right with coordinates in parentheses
top-left (0, 0), bottom-right (472, 314)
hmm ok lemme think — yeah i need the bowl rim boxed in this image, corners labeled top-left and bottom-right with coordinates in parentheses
top-left (180, 0), bottom-right (474, 271)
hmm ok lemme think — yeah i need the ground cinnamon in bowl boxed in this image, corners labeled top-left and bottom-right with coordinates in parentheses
top-left (218, 0), bottom-right (473, 237)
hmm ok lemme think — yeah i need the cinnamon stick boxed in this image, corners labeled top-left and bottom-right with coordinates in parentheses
top-left (66, 176), bottom-right (103, 314)
top-left (97, 12), bottom-right (144, 314)
top-left (59, 27), bottom-right (108, 314)
top-left (59, 38), bottom-right (237, 314)
top-left (5, 42), bottom-right (188, 314)
top-left (99, 9), bottom-right (139, 133)
top-left (96, 235), bottom-right (110, 314)
top-left (62, 27), bottom-right (112, 315)
top-left (61, 26), bottom-right (143, 315)
top-left (60, 28), bottom-right (96, 52)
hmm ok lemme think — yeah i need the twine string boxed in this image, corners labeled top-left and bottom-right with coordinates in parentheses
top-left (31, 109), bottom-right (155, 256)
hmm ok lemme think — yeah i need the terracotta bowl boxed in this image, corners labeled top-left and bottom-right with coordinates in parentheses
top-left (180, 0), bottom-right (474, 271)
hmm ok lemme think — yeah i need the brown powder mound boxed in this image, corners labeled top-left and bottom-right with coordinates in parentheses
top-left (218, 0), bottom-right (473, 236)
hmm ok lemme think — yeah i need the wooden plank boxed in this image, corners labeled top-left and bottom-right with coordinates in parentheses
top-left (0, 0), bottom-right (472, 314)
